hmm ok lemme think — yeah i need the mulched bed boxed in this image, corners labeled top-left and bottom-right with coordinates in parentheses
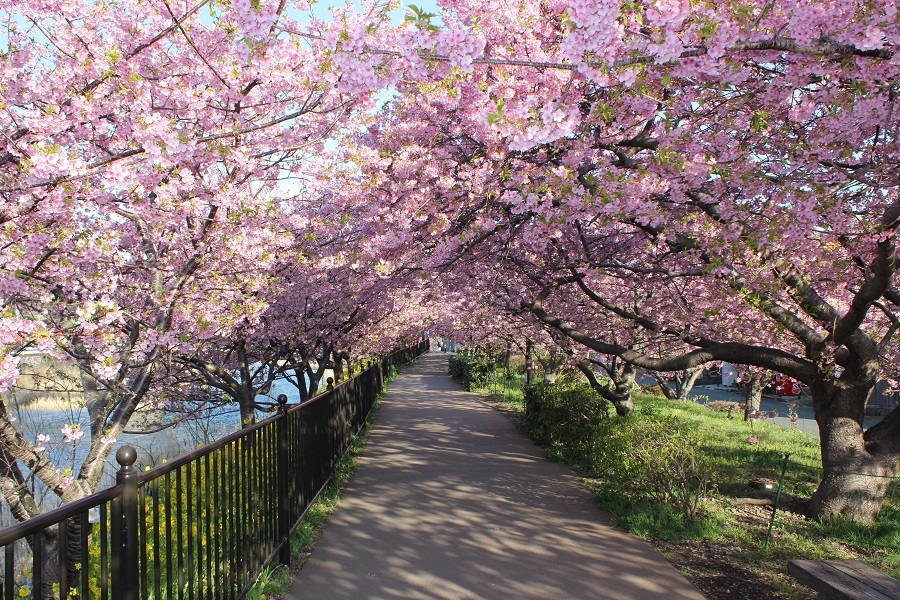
top-left (652, 540), bottom-right (788, 600)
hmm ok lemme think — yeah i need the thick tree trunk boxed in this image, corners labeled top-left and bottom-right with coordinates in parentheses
top-left (806, 383), bottom-right (900, 523)
top-left (238, 386), bottom-right (256, 427)
top-left (744, 377), bottom-right (763, 421)
top-left (306, 365), bottom-right (321, 399)
top-left (294, 344), bottom-right (330, 401)
top-left (654, 369), bottom-right (702, 402)
top-left (332, 352), bottom-right (345, 382)
top-left (542, 353), bottom-right (567, 384)
top-left (524, 339), bottom-right (533, 385)
top-left (610, 363), bottom-right (637, 416)
top-left (652, 373), bottom-right (679, 400)
top-left (61, 517), bottom-right (86, 599)
top-left (674, 368), bottom-right (702, 402)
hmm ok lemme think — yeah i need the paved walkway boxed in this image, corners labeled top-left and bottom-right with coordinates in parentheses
top-left (286, 352), bottom-right (704, 599)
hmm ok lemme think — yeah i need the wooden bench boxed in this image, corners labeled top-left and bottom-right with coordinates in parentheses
top-left (788, 560), bottom-right (900, 600)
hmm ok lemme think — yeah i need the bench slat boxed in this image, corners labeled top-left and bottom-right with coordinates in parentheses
top-left (825, 561), bottom-right (900, 600)
top-left (788, 560), bottom-right (894, 600)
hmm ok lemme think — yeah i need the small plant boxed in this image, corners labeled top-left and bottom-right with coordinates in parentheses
top-left (745, 409), bottom-right (762, 444)
top-left (706, 400), bottom-right (743, 414)
top-left (593, 414), bottom-right (711, 521)
top-left (638, 434), bottom-right (710, 520)
top-left (244, 565), bottom-right (292, 600)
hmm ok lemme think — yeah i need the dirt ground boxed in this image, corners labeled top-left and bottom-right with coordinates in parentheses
top-left (651, 538), bottom-right (814, 600)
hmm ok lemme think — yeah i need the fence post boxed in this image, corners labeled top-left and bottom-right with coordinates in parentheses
top-left (764, 453), bottom-right (790, 550)
top-left (277, 393), bottom-right (292, 566)
top-left (112, 445), bottom-right (139, 600)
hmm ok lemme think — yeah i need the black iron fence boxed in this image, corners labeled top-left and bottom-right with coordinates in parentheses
top-left (0, 341), bottom-right (428, 599)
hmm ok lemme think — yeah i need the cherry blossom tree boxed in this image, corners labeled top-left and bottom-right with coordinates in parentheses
top-left (330, 0), bottom-right (900, 523)
top-left (4, 0), bottom-right (900, 539)
top-left (0, 1), bottom-right (419, 581)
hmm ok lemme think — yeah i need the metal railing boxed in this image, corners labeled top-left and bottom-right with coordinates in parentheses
top-left (0, 341), bottom-right (428, 599)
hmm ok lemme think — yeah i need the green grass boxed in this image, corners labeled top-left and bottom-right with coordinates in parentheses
top-left (603, 393), bottom-right (898, 573)
top-left (472, 364), bottom-right (900, 595)
top-left (476, 368), bottom-right (527, 405)
top-left (244, 565), bottom-right (293, 600)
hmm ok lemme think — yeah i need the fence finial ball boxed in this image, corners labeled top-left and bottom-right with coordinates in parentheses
top-left (116, 445), bottom-right (138, 467)
top-left (278, 394), bottom-right (288, 405)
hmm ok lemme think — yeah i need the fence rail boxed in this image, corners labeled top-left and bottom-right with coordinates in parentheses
top-left (0, 341), bottom-right (428, 599)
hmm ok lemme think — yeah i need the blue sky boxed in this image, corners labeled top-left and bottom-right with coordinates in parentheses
top-left (307, 0), bottom-right (443, 26)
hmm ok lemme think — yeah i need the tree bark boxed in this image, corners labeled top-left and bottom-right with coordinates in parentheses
top-left (1, 445), bottom-right (64, 598)
top-left (524, 339), bottom-right (533, 385)
top-left (744, 376), bottom-right (763, 421)
top-left (332, 350), bottom-right (347, 383)
top-left (805, 382), bottom-right (900, 523)
top-left (575, 359), bottom-right (635, 416)
top-left (238, 389), bottom-right (256, 427)
top-left (676, 368), bottom-right (702, 402)
top-left (610, 361), bottom-right (637, 415)
top-left (652, 368), bottom-right (702, 402)
top-left (539, 352), bottom-right (567, 384)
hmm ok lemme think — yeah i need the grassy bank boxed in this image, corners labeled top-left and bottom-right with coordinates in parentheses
top-left (464, 362), bottom-right (898, 599)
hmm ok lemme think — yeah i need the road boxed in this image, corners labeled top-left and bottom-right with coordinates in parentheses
top-left (683, 384), bottom-right (883, 435)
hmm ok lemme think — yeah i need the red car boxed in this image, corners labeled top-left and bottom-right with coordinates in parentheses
top-left (775, 376), bottom-right (802, 397)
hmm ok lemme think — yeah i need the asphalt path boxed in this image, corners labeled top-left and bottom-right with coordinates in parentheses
top-left (286, 352), bottom-right (705, 599)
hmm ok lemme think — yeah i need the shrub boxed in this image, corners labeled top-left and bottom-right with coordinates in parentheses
top-left (705, 400), bottom-right (744, 414)
top-left (448, 354), bottom-right (495, 390)
top-left (640, 383), bottom-right (668, 397)
top-left (524, 382), bottom-right (608, 454)
top-left (592, 413), bottom-right (711, 521)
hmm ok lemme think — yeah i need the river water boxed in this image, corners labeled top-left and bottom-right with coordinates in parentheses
top-left (2, 374), bottom-right (306, 523)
